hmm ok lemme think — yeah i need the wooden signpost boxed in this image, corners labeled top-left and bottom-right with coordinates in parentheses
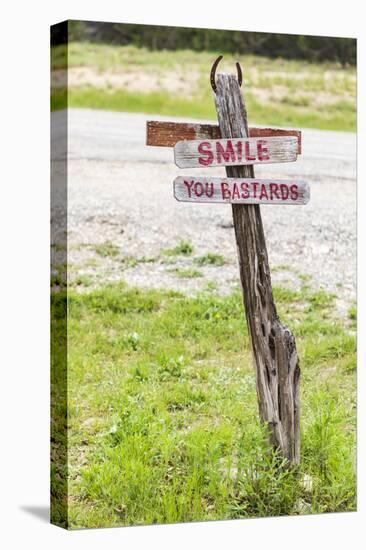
top-left (146, 58), bottom-right (308, 466)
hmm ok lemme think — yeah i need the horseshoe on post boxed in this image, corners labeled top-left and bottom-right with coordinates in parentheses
top-left (210, 55), bottom-right (243, 93)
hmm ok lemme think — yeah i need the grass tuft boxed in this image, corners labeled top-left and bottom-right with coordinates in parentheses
top-left (194, 253), bottom-right (226, 266)
top-left (93, 241), bottom-right (119, 258)
top-left (163, 240), bottom-right (194, 257)
top-left (348, 304), bottom-right (356, 321)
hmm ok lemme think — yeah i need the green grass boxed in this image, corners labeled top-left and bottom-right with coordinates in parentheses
top-left (51, 43), bottom-right (356, 131)
top-left (50, 272), bottom-right (66, 288)
top-left (119, 256), bottom-right (157, 269)
top-left (348, 303), bottom-right (357, 331)
top-left (53, 42), bottom-right (355, 73)
top-left (51, 280), bottom-right (356, 528)
top-left (162, 240), bottom-right (194, 257)
top-left (171, 268), bottom-right (203, 279)
top-left (93, 241), bottom-right (119, 258)
top-left (194, 253), bottom-right (226, 266)
top-left (348, 303), bottom-right (356, 321)
top-left (67, 87), bottom-right (217, 120)
top-left (70, 274), bottom-right (93, 288)
top-left (64, 86), bottom-right (356, 132)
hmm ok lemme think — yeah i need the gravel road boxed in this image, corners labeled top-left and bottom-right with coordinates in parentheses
top-left (56, 108), bottom-right (356, 316)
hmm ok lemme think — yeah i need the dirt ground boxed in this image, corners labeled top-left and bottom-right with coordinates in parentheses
top-left (51, 109), bottom-right (357, 320)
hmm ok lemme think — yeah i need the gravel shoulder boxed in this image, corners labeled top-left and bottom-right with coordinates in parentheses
top-left (54, 109), bottom-right (356, 318)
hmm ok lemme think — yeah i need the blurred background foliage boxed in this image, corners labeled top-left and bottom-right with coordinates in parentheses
top-left (51, 20), bottom-right (356, 66)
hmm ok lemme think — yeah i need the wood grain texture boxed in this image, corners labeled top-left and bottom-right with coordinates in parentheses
top-left (174, 136), bottom-right (298, 168)
top-left (214, 73), bottom-right (300, 465)
top-left (173, 176), bottom-right (310, 205)
top-left (146, 121), bottom-right (302, 154)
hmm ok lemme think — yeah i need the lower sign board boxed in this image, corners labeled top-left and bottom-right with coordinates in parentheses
top-left (174, 176), bottom-right (310, 205)
top-left (174, 136), bottom-right (298, 168)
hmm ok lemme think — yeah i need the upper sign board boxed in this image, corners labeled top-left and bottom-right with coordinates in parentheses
top-left (174, 136), bottom-right (298, 168)
top-left (146, 121), bottom-right (302, 153)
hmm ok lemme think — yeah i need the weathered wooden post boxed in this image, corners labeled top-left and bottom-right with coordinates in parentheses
top-left (146, 58), bottom-right (307, 466)
top-left (213, 71), bottom-right (301, 465)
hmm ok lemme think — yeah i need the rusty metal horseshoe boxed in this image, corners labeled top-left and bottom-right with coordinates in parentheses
top-left (210, 55), bottom-right (243, 93)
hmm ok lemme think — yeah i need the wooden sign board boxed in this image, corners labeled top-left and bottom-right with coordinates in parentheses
top-left (174, 176), bottom-right (310, 205)
top-left (146, 121), bottom-right (302, 154)
top-left (174, 136), bottom-right (298, 168)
